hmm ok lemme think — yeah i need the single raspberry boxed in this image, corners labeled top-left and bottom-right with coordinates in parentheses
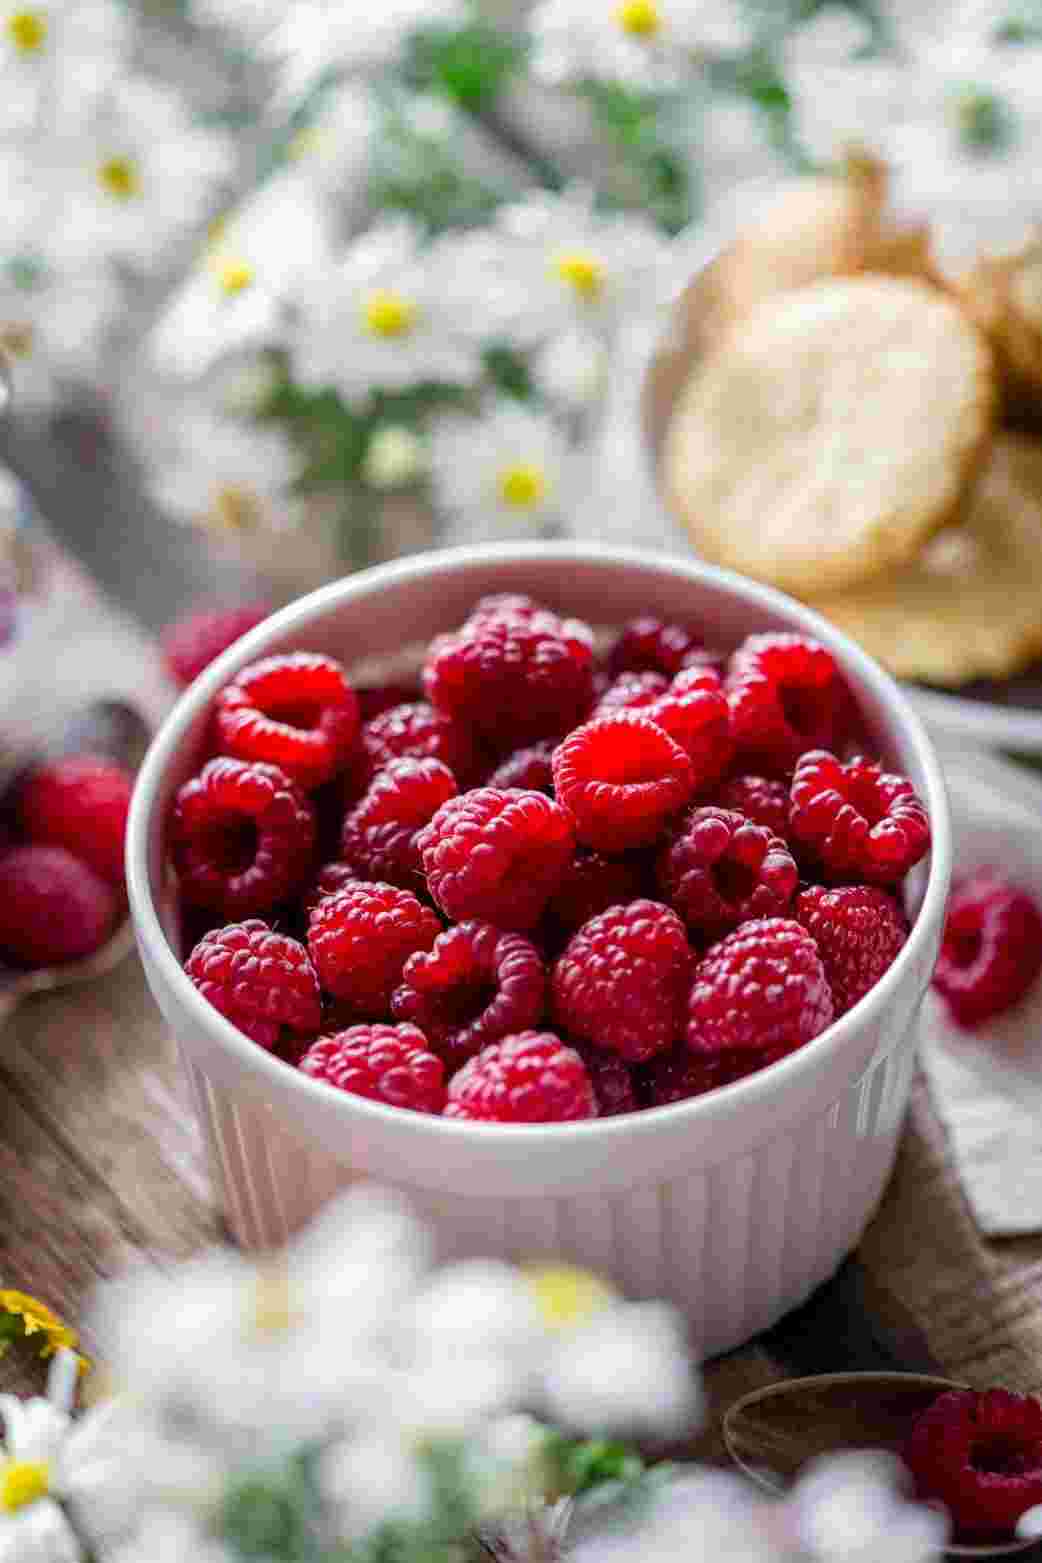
top-left (423, 608), bottom-right (594, 752)
top-left (302, 861), bottom-right (358, 921)
top-left (656, 806), bottom-right (798, 937)
top-left (547, 848), bottom-right (650, 938)
top-left (714, 774), bottom-right (790, 839)
top-left (552, 714), bottom-right (695, 852)
top-left (789, 750), bottom-right (931, 884)
top-left (171, 757), bottom-right (316, 918)
top-left (931, 871), bottom-right (1042, 1027)
top-left (594, 671), bottom-right (671, 716)
top-left (362, 702), bottom-right (483, 789)
top-left (687, 918), bottom-right (833, 1055)
top-left (18, 753), bottom-right (133, 887)
top-left (903, 1389), bottom-right (1042, 1540)
top-left (299, 1023), bottom-right (445, 1113)
top-left (0, 846), bottom-right (118, 967)
top-left (341, 757), bottom-right (457, 891)
top-left (161, 601), bottom-right (271, 688)
top-left (487, 740), bottom-right (558, 795)
top-left (795, 885), bottom-right (908, 1016)
top-left (574, 1045), bottom-right (639, 1116)
top-left (643, 667), bottom-right (733, 788)
top-left (443, 1031), bottom-right (596, 1123)
top-left (307, 881), bottom-right (441, 1016)
top-left (357, 682), bottom-right (421, 722)
top-left (418, 788), bottom-right (574, 931)
top-left (215, 652), bottom-right (360, 790)
top-left (608, 617), bottom-right (702, 678)
top-left (726, 633), bottom-right (851, 773)
top-left (551, 900), bottom-right (692, 1063)
top-left (391, 920), bottom-right (546, 1068)
top-left (185, 920), bottom-right (321, 1050)
top-left (640, 1043), bottom-right (789, 1107)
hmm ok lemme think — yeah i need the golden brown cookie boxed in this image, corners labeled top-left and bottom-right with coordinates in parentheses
top-left (959, 237), bottom-right (1042, 422)
top-left (663, 275), bottom-right (996, 597)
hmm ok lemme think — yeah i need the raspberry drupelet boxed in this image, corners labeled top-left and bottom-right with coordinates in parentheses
top-left (688, 918), bottom-right (833, 1056)
top-left (443, 1031), bottom-right (597, 1123)
top-left (656, 806), bottom-right (798, 938)
top-left (931, 871), bottom-right (1042, 1027)
top-left (714, 774), bottom-right (790, 839)
top-left (185, 920), bottom-right (321, 1050)
top-left (215, 651), bottom-right (360, 789)
top-left (341, 756), bottom-right (457, 891)
top-left (607, 616), bottom-right (703, 678)
top-left (726, 632), bottom-right (853, 773)
top-left (789, 750), bottom-right (931, 884)
top-left (300, 1023), bottom-right (445, 1113)
top-left (361, 702), bottom-right (483, 789)
top-left (795, 884), bottom-right (908, 1016)
top-left (307, 881), bottom-right (441, 1016)
top-left (552, 713), bottom-right (695, 852)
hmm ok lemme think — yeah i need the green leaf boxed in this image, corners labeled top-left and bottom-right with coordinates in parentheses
top-left (483, 344), bottom-right (533, 401)
top-left (543, 1433), bottom-right (645, 1497)
top-left (952, 85), bottom-right (1014, 153)
top-left (217, 1456), bottom-right (322, 1561)
top-left (406, 21), bottom-right (527, 111)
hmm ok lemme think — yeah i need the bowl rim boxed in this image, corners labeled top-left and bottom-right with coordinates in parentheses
top-left (127, 541), bottom-right (952, 1154)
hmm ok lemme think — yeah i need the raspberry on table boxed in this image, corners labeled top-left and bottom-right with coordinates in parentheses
top-left (443, 1031), bottom-right (597, 1123)
top-left (903, 1388), bottom-right (1042, 1540)
top-left (714, 774), bottom-right (790, 839)
top-left (18, 752), bottom-right (133, 887)
top-left (418, 788), bottom-right (575, 931)
top-left (657, 806), bottom-right (798, 937)
top-left (185, 919), bottom-right (321, 1050)
top-left (551, 899), bottom-right (692, 1063)
top-left (341, 756), bottom-right (457, 891)
top-left (552, 714), bottom-right (695, 852)
top-left (392, 920), bottom-right (546, 1069)
top-left (357, 682), bottom-right (421, 722)
top-left (362, 702), bottom-right (483, 789)
top-left (789, 750), bottom-right (931, 884)
top-left (161, 601), bottom-right (271, 688)
top-left (574, 1045), bottom-right (639, 1116)
top-left (726, 633), bottom-right (851, 773)
top-left (487, 739), bottom-right (557, 795)
top-left (0, 846), bottom-right (118, 967)
top-left (171, 757), bottom-right (316, 918)
top-left (640, 1043), bottom-right (789, 1107)
top-left (546, 848), bottom-right (650, 939)
top-left (795, 884), bottom-right (908, 1016)
top-left (308, 881), bottom-right (441, 1016)
top-left (607, 616), bottom-right (702, 678)
top-left (688, 917), bottom-right (833, 1055)
top-left (931, 871), bottom-right (1042, 1027)
top-left (299, 1022), bottom-right (445, 1113)
top-left (215, 651), bottom-right (360, 790)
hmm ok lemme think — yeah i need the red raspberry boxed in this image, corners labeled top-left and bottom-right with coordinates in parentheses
top-left (552, 714), bottom-right (695, 852)
top-left (574, 1045), bottom-right (639, 1116)
top-left (487, 740), bottom-right (557, 795)
top-left (688, 918), bottom-right (833, 1055)
top-left (341, 757), bottom-right (457, 891)
top-left (357, 682), bottom-right (420, 721)
top-left (302, 861), bottom-right (358, 921)
top-left (299, 1023), bottom-right (445, 1113)
top-left (726, 633), bottom-right (851, 773)
top-left (608, 616), bottom-right (702, 678)
top-left (418, 788), bottom-right (574, 931)
top-left (171, 757), bottom-right (316, 918)
top-left (714, 774), bottom-right (790, 838)
top-left (594, 671), bottom-right (671, 716)
top-left (0, 846), bottom-right (118, 967)
top-left (185, 919), bottom-right (321, 1050)
top-left (362, 702), bottom-right (483, 788)
top-left (657, 806), bottom-right (798, 937)
top-left (547, 848), bottom-right (649, 938)
top-left (215, 652), bottom-right (360, 790)
top-left (903, 1389), bottom-right (1042, 1540)
top-left (795, 884), bottom-right (908, 1016)
top-left (931, 871), bottom-right (1042, 1027)
top-left (19, 753), bottom-right (133, 887)
top-left (391, 920), bottom-right (546, 1068)
top-left (423, 608), bottom-right (594, 752)
top-left (789, 750), bottom-right (931, 884)
top-left (443, 1031), bottom-right (596, 1123)
top-left (641, 1044), bottom-right (788, 1107)
top-left (644, 667), bottom-right (733, 788)
top-left (308, 881), bottom-right (440, 1016)
top-left (161, 601), bottom-right (271, 688)
top-left (551, 899), bottom-right (692, 1063)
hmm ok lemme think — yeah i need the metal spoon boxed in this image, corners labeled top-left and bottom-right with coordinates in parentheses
top-left (723, 1371), bottom-right (1037, 1557)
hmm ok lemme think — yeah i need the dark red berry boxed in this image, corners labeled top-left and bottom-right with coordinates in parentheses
top-left (715, 774), bottom-right (790, 838)
top-left (185, 919), bottom-right (321, 1049)
top-left (551, 899), bottom-right (692, 1063)
top-left (640, 1043), bottom-right (788, 1107)
top-left (418, 788), bottom-right (574, 931)
top-left (574, 1045), bottom-right (639, 1116)
top-left (362, 702), bottom-right (483, 788)
top-left (392, 920), bottom-right (545, 1069)
top-left (357, 682), bottom-right (421, 721)
top-left (215, 652), bottom-right (360, 789)
top-left (19, 753), bottom-right (132, 887)
top-left (307, 881), bottom-right (441, 1016)
top-left (302, 861), bottom-right (358, 921)
top-left (0, 846), bottom-right (118, 967)
top-left (657, 806), bottom-right (798, 937)
top-left (341, 756), bottom-right (457, 891)
top-left (795, 884), bottom-right (908, 1016)
top-left (547, 848), bottom-right (649, 938)
top-left (161, 601), bottom-right (271, 688)
top-left (904, 1389), bottom-right (1042, 1540)
top-left (932, 871), bottom-right (1042, 1027)
top-left (594, 671), bottom-right (671, 716)
top-left (789, 750), bottom-right (931, 884)
top-left (644, 666), bottom-right (733, 788)
top-left (443, 1031), bottom-right (596, 1123)
top-left (171, 757), bottom-right (316, 918)
top-left (608, 616), bottom-right (702, 678)
top-left (487, 740), bottom-right (557, 795)
top-left (299, 1022), bottom-right (445, 1113)
top-left (688, 918), bottom-right (833, 1055)
top-left (726, 633), bottom-right (850, 773)
top-left (552, 714), bottom-right (695, 852)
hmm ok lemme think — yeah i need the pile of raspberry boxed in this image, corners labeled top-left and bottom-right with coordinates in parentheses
top-left (172, 596), bottom-right (932, 1124)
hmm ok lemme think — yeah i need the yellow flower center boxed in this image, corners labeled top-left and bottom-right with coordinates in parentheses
top-left (210, 483), bottom-right (261, 532)
top-left (0, 323), bottom-right (33, 358)
top-left (497, 461), bottom-right (548, 510)
top-left (552, 250), bottom-right (605, 300)
top-left (615, 0), bottom-right (661, 37)
top-left (0, 1460), bottom-right (49, 1513)
top-left (287, 126), bottom-right (327, 161)
top-left (524, 1265), bottom-right (616, 1331)
top-left (213, 256), bottom-right (255, 297)
top-left (97, 156), bottom-right (140, 201)
top-left (0, 1290), bottom-right (77, 1358)
top-left (250, 1267), bottom-right (298, 1337)
top-left (362, 288), bottom-right (418, 339)
top-left (6, 9), bottom-right (46, 53)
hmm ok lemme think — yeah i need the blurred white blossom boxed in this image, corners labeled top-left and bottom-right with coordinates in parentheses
top-left (143, 406), bottom-right (302, 538)
top-left (541, 1301), bottom-right (697, 1439)
top-left (363, 425), bottom-right (429, 489)
top-left (528, 0), bottom-right (752, 92)
top-left (319, 1432), bottom-right (431, 1541)
top-left (429, 399), bottom-right (573, 543)
top-left (107, 1511), bottom-right (237, 1563)
top-left (0, 258), bottom-right (121, 417)
top-left (257, 0), bottom-right (468, 104)
top-left (785, 1451), bottom-right (949, 1563)
top-left (533, 325), bottom-right (608, 411)
top-left (0, 0), bottom-right (130, 138)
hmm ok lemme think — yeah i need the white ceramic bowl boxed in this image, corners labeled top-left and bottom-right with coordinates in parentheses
top-left (127, 543), bottom-right (951, 1359)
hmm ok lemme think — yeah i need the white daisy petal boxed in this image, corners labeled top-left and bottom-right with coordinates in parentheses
top-left (528, 0), bottom-right (751, 93)
top-left (429, 399), bottom-right (573, 542)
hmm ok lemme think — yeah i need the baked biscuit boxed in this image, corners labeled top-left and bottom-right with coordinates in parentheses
top-left (959, 237), bottom-right (1042, 420)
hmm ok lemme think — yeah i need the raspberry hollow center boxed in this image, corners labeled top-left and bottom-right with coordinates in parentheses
top-left (713, 857), bottom-right (759, 905)
top-left (970, 1435), bottom-right (1038, 1477)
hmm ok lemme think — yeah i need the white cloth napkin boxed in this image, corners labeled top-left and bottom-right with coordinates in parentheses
top-left (918, 744), bottom-right (1042, 1237)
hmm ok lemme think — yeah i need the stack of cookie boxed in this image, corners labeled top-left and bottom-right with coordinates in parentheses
top-left (660, 156), bottom-right (1042, 688)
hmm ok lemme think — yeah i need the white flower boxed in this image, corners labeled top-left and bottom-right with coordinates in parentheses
top-left (528, 0), bottom-right (751, 93)
top-left (532, 326), bottom-right (608, 411)
top-left (282, 81), bottom-right (377, 208)
top-left (429, 399), bottom-right (573, 543)
top-left (107, 1510), bottom-right (237, 1563)
top-left (0, 257), bottom-right (121, 418)
top-left (143, 407), bottom-right (302, 537)
top-left (780, 11), bottom-right (905, 167)
top-left (287, 217), bottom-right (485, 404)
top-left (259, 0), bottom-right (467, 105)
top-left (363, 426), bottom-right (429, 489)
top-left (319, 1432), bottom-right (431, 1541)
top-left (570, 1469), bottom-right (778, 1563)
top-left (786, 1452), bottom-right (949, 1563)
top-left (540, 1302), bottom-right (698, 1439)
top-left (0, 0), bottom-right (130, 137)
